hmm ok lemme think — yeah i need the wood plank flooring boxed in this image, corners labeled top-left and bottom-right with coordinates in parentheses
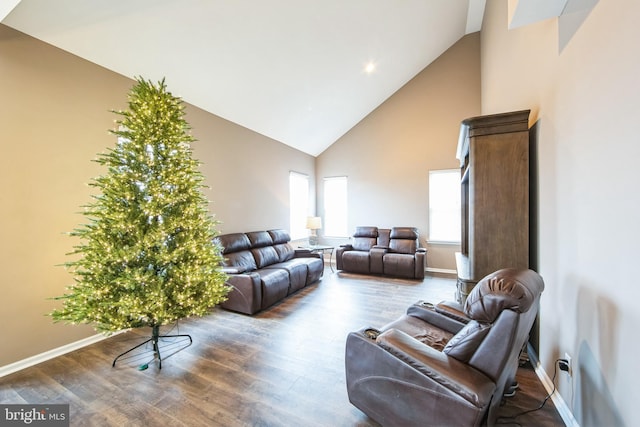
top-left (0, 269), bottom-right (564, 426)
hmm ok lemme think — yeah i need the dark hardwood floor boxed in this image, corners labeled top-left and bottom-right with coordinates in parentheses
top-left (0, 268), bottom-right (564, 426)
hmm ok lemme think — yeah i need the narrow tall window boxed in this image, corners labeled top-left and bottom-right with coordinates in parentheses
top-left (324, 176), bottom-right (348, 237)
top-left (428, 169), bottom-right (461, 243)
top-left (289, 171), bottom-right (309, 240)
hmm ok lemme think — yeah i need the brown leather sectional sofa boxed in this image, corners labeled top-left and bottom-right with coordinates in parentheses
top-left (336, 226), bottom-right (426, 279)
top-left (214, 229), bottom-right (324, 314)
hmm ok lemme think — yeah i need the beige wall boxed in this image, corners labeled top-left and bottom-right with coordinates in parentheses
top-left (0, 24), bottom-right (314, 366)
top-left (481, 1), bottom-right (639, 425)
top-left (186, 103), bottom-right (315, 235)
top-left (316, 33), bottom-right (480, 271)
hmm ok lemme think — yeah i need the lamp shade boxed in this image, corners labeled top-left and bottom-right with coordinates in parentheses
top-left (306, 216), bottom-right (322, 230)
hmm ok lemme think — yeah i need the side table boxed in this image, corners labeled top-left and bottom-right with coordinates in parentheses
top-left (299, 245), bottom-right (335, 272)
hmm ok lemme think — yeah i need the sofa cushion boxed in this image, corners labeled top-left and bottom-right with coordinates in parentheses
top-left (382, 314), bottom-right (454, 351)
top-left (268, 229), bottom-right (290, 244)
top-left (389, 239), bottom-right (417, 254)
top-left (267, 229), bottom-right (295, 262)
top-left (246, 231), bottom-right (274, 248)
top-left (443, 320), bottom-right (491, 363)
top-left (256, 268), bottom-right (290, 309)
top-left (295, 257), bottom-right (324, 284)
top-left (268, 260), bottom-right (308, 294)
top-left (224, 250), bottom-right (257, 271)
top-left (252, 246), bottom-right (280, 268)
top-left (390, 227), bottom-right (418, 240)
top-left (342, 251), bottom-right (371, 273)
top-left (273, 243), bottom-right (295, 262)
top-left (215, 233), bottom-right (251, 255)
top-left (389, 227), bottom-right (418, 254)
top-left (353, 238), bottom-right (377, 251)
top-left (352, 226), bottom-right (378, 251)
top-left (354, 226), bottom-right (378, 237)
top-left (383, 253), bottom-right (415, 278)
top-left (464, 268), bottom-right (544, 323)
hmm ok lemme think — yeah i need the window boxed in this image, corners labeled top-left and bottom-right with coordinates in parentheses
top-left (323, 176), bottom-right (348, 237)
top-left (289, 171), bottom-right (309, 240)
top-left (428, 169), bottom-right (461, 243)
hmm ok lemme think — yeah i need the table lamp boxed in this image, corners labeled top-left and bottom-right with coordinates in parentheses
top-left (306, 216), bottom-right (322, 245)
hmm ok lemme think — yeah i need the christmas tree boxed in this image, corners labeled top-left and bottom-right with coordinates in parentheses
top-left (51, 77), bottom-right (230, 338)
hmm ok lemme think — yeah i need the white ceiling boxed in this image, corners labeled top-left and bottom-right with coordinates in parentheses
top-left (2, 0), bottom-right (486, 156)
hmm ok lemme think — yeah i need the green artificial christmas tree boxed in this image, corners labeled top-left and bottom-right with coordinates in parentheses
top-left (52, 77), bottom-right (229, 367)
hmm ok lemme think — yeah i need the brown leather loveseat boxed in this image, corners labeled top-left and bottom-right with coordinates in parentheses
top-left (214, 229), bottom-right (324, 314)
top-left (336, 226), bottom-right (426, 279)
top-left (345, 268), bottom-right (545, 426)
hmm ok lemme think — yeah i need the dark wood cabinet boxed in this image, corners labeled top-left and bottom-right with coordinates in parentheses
top-left (455, 110), bottom-right (531, 303)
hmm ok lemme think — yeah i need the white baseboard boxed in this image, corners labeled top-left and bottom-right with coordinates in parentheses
top-left (425, 267), bottom-right (457, 275)
top-left (0, 332), bottom-right (121, 378)
top-left (527, 344), bottom-right (580, 427)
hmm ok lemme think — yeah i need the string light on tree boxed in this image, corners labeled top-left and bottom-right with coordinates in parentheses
top-left (51, 78), bottom-right (230, 367)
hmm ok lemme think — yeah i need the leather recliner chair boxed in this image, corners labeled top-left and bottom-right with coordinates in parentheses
top-left (345, 268), bottom-right (545, 426)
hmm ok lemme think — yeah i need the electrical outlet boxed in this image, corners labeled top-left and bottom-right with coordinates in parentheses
top-left (563, 352), bottom-right (572, 377)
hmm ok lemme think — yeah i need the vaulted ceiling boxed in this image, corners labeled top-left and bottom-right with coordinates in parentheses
top-left (2, 0), bottom-right (487, 156)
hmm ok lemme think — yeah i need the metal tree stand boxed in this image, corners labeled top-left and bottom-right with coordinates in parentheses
top-left (112, 324), bottom-right (192, 370)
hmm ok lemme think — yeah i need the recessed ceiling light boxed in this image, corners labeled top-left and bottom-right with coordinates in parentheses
top-left (364, 62), bottom-right (376, 74)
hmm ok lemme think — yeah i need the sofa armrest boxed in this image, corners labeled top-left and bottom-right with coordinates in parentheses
top-left (415, 250), bottom-right (426, 279)
top-left (336, 245), bottom-right (352, 270)
top-left (370, 246), bottom-right (387, 274)
top-left (406, 301), bottom-right (466, 334)
top-left (221, 272), bottom-right (262, 315)
top-left (221, 266), bottom-right (248, 274)
top-left (435, 301), bottom-right (470, 324)
top-left (293, 249), bottom-right (321, 259)
top-left (376, 328), bottom-right (494, 407)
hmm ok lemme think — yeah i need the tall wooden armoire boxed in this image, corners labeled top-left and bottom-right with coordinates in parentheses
top-left (455, 110), bottom-right (531, 304)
